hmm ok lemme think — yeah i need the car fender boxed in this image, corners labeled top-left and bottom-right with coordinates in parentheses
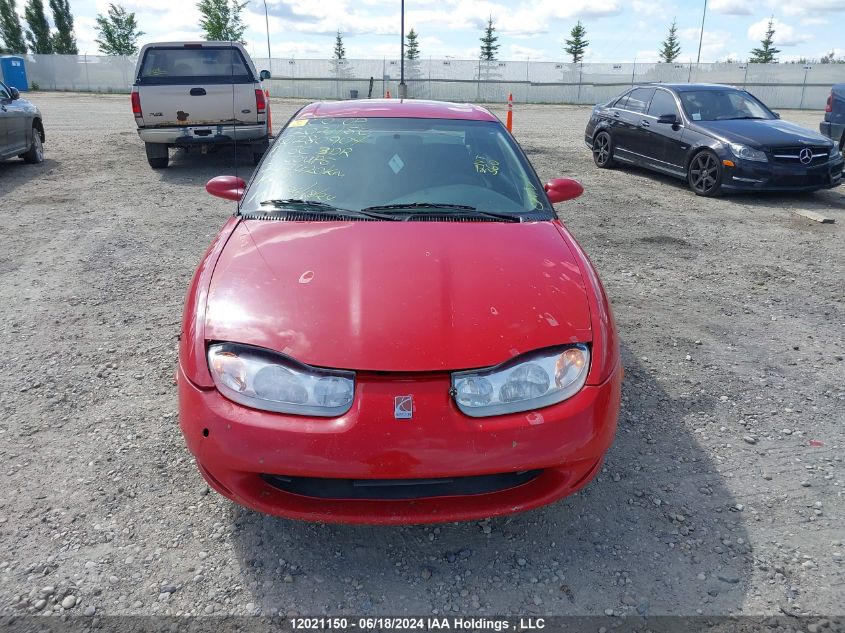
top-left (552, 221), bottom-right (620, 386)
top-left (179, 215), bottom-right (242, 388)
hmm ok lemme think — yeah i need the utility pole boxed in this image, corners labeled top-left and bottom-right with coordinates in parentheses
top-left (263, 0), bottom-right (271, 59)
top-left (696, 0), bottom-right (707, 65)
top-left (398, 0), bottom-right (407, 98)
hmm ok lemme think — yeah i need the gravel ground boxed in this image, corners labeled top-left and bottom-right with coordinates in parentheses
top-left (0, 93), bottom-right (842, 621)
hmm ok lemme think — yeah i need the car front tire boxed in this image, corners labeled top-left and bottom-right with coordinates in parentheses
top-left (688, 149), bottom-right (723, 197)
top-left (22, 126), bottom-right (44, 164)
top-left (592, 131), bottom-right (615, 168)
top-left (145, 142), bottom-right (169, 169)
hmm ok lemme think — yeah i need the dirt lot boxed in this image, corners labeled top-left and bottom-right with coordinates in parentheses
top-left (0, 93), bottom-right (842, 621)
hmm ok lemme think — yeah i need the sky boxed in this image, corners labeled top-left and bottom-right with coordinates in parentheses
top-left (19, 0), bottom-right (845, 63)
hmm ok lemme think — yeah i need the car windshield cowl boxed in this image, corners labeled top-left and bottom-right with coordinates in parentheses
top-left (251, 199), bottom-right (397, 221)
top-left (360, 203), bottom-right (523, 222)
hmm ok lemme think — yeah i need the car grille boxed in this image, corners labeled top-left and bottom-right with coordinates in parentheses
top-left (261, 470), bottom-right (542, 500)
top-left (771, 146), bottom-right (829, 165)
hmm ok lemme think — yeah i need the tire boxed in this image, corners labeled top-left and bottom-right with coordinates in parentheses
top-left (687, 149), bottom-right (723, 197)
top-left (22, 126), bottom-right (44, 164)
top-left (839, 134), bottom-right (844, 152)
top-left (592, 130), bottom-right (615, 168)
top-left (145, 142), bottom-right (169, 169)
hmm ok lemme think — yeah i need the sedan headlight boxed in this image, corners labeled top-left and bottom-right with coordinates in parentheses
top-left (831, 145), bottom-right (842, 159)
top-left (728, 143), bottom-right (768, 162)
top-left (207, 343), bottom-right (354, 416)
top-left (451, 345), bottom-right (590, 417)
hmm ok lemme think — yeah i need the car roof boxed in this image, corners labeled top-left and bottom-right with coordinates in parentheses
top-left (639, 83), bottom-right (744, 92)
top-left (295, 99), bottom-right (498, 122)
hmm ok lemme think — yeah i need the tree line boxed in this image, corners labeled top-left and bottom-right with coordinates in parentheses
top-left (3, 0), bottom-right (843, 64)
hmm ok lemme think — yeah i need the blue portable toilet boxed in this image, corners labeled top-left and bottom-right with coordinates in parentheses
top-left (0, 56), bottom-right (29, 91)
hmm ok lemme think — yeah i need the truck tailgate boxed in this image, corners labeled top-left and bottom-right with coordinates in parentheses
top-left (136, 83), bottom-right (258, 128)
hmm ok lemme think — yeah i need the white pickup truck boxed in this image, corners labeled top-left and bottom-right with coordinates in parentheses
top-left (131, 41), bottom-right (271, 169)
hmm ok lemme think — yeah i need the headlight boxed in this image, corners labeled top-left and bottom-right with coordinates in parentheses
top-left (728, 143), bottom-right (768, 162)
top-left (451, 345), bottom-right (590, 417)
top-left (831, 146), bottom-right (842, 159)
top-left (208, 343), bottom-right (354, 416)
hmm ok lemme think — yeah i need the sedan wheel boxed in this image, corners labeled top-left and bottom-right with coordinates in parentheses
top-left (592, 131), bottom-right (615, 168)
top-left (688, 150), bottom-right (722, 197)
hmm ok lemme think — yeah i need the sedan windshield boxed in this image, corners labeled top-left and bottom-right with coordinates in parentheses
top-left (678, 90), bottom-right (774, 122)
top-left (240, 117), bottom-right (552, 216)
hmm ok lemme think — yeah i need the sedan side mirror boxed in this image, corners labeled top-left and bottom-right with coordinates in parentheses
top-left (773, 111), bottom-right (781, 119)
top-left (657, 113), bottom-right (677, 125)
top-left (206, 175), bottom-right (246, 201)
top-left (259, 69), bottom-right (271, 81)
top-left (544, 178), bottom-right (583, 203)
top-left (9, 87), bottom-right (20, 100)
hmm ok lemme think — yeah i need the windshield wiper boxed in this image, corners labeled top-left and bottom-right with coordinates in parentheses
top-left (254, 199), bottom-right (395, 221)
top-left (722, 116), bottom-right (766, 120)
top-left (360, 203), bottom-right (522, 222)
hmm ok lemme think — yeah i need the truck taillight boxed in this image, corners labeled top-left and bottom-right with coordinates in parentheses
top-left (826, 93), bottom-right (833, 113)
top-left (255, 88), bottom-right (266, 115)
top-left (131, 91), bottom-right (142, 117)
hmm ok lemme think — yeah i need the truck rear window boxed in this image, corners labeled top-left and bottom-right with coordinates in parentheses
top-left (138, 47), bottom-right (253, 84)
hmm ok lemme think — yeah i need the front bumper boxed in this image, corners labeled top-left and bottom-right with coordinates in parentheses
top-left (722, 155), bottom-right (844, 192)
top-left (178, 362), bottom-right (622, 524)
top-left (138, 123), bottom-right (267, 146)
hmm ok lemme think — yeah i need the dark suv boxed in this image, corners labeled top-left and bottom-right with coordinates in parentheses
top-left (821, 85), bottom-right (845, 151)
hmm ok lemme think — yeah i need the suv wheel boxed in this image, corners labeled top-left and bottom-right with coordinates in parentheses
top-left (22, 126), bottom-right (44, 164)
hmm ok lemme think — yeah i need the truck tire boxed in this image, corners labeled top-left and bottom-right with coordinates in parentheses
top-left (252, 138), bottom-right (269, 166)
top-left (145, 142), bottom-right (169, 169)
top-left (840, 134), bottom-right (844, 152)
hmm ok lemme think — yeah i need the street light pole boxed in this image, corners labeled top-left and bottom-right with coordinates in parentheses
top-left (696, 0), bottom-right (707, 65)
top-left (263, 0), bottom-right (271, 60)
top-left (398, 0), bottom-right (407, 98)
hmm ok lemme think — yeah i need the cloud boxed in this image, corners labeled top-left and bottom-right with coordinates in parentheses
top-left (709, 0), bottom-right (754, 15)
top-left (747, 17), bottom-right (812, 47)
top-left (679, 27), bottom-right (733, 62)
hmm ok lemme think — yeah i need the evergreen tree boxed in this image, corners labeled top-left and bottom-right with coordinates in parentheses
top-left (333, 29), bottom-right (345, 59)
top-left (24, 0), bottom-right (51, 53)
top-left (405, 27), bottom-right (419, 60)
top-left (749, 18), bottom-right (780, 63)
top-left (0, 0), bottom-right (27, 53)
top-left (95, 3), bottom-right (143, 55)
top-left (197, 0), bottom-right (247, 41)
top-left (479, 15), bottom-right (498, 61)
top-left (564, 20), bottom-right (588, 63)
top-left (49, 0), bottom-right (77, 54)
top-left (659, 19), bottom-right (681, 63)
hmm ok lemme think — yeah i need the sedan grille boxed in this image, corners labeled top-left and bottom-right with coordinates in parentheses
top-left (261, 470), bottom-right (542, 500)
top-left (771, 146), bottom-right (829, 165)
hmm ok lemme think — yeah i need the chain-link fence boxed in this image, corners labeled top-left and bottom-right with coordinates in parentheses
top-left (21, 54), bottom-right (845, 109)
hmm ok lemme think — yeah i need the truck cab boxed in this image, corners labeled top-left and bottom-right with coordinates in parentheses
top-left (131, 42), bottom-right (271, 169)
top-left (821, 84), bottom-right (845, 152)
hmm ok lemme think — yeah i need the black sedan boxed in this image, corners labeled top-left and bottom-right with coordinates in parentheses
top-left (584, 83), bottom-right (844, 196)
top-left (0, 80), bottom-right (44, 164)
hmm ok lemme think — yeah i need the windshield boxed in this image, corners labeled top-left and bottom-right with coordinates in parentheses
top-left (678, 90), bottom-right (773, 122)
top-left (241, 117), bottom-right (553, 216)
top-left (138, 47), bottom-right (252, 84)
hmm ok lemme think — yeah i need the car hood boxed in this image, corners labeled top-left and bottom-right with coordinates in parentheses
top-left (205, 220), bottom-right (593, 372)
top-left (698, 119), bottom-right (833, 148)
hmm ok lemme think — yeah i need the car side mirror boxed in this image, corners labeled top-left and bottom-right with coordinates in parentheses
top-left (544, 178), bottom-right (583, 203)
top-left (9, 87), bottom-right (20, 100)
top-left (206, 175), bottom-right (246, 201)
top-left (259, 70), bottom-right (271, 81)
top-left (773, 111), bottom-right (781, 119)
top-left (657, 113), bottom-right (677, 125)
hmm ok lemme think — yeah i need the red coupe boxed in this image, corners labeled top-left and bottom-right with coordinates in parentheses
top-left (178, 99), bottom-right (621, 524)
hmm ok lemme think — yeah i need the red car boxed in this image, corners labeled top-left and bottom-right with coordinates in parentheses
top-left (178, 99), bottom-right (621, 524)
